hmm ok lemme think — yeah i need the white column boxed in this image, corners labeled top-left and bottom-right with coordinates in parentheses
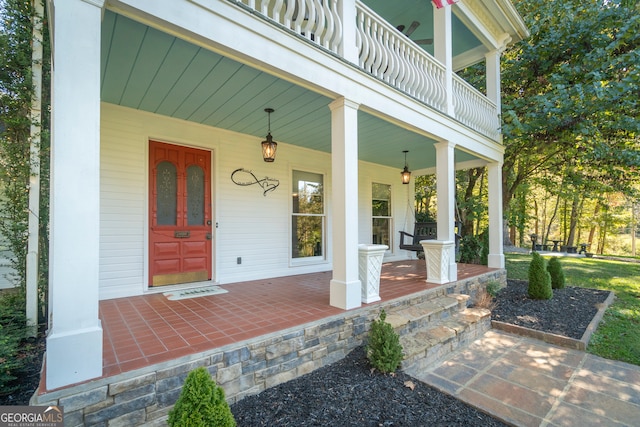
top-left (329, 98), bottom-right (361, 310)
top-left (337, 0), bottom-right (358, 63)
top-left (434, 141), bottom-right (457, 281)
top-left (485, 49), bottom-right (502, 115)
top-left (487, 161), bottom-right (505, 268)
top-left (46, 0), bottom-right (104, 390)
top-left (433, 4), bottom-right (454, 115)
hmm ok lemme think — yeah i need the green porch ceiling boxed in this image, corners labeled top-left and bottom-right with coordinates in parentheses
top-left (100, 9), bottom-right (483, 171)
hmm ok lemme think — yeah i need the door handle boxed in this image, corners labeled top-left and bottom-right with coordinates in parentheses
top-left (206, 232), bottom-right (212, 240)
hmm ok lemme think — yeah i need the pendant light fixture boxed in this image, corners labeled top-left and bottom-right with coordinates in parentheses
top-left (401, 150), bottom-right (411, 184)
top-left (261, 108), bottom-right (277, 162)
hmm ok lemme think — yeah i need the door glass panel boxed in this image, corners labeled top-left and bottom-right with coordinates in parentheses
top-left (187, 165), bottom-right (204, 226)
top-left (156, 161), bottom-right (177, 225)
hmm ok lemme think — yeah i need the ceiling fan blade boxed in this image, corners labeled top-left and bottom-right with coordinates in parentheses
top-left (405, 21), bottom-right (420, 36)
top-left (414, 38), bottom-right (433, 45)
top-left (396, 24), bottom-right (405, 32)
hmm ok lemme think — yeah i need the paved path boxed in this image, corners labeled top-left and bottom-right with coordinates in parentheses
top-left (409, 330), bottom-right (640, 427)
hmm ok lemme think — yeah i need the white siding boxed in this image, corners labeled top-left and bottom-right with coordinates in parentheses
top-left (358, 162), bottom-right (418, 261)
top-left (99, 104), bottom-right (411, 299)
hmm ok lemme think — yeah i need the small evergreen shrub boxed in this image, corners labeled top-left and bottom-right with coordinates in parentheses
top-left (367, 310), bottom-right (404, 373)
top-left (547, 257), bottom-right (566, 289)
top-left (480, 231), bottom-right (489, 266)
top-left (528, 252), bottom-right (553, 300)
top-left (485, 280), bottom-right (501, 298)
top-left (458, 235), bottom-right (482, 264)
top-left (168, 367), bottom-right (236, 427)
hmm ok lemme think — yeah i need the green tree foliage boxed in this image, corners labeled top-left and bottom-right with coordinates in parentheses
top-left (0, 291), bottom-right (25, 395)
top-left (528, 252), bottom-right (553, 299)
top-left (413, 174), bottom-right (436, 222)
top-left (547, 257), bottom-right (566, 289)
top-left (0, 0), bottom-right (50, 321)
top-left (460, 1), bottom-right (640, 245)
top-left (366, 310), bottom-right (404, 373)
top-left (501, 0), bottom-right (640, 211)
top-left (168, 367), bottom-right (236, 427)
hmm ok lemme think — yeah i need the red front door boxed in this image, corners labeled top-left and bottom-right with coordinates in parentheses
top-left (149, 141), bottom-right (212, 286)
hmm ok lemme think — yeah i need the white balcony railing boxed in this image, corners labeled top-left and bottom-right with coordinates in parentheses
top-left (355, 2), bottom-right (447, 113)
top-left (453, 75), bottom-right (501, 140)
top-left (231, 0), bottom-right (500, 141)
top-left (234, 0), bottom-right (343, 53)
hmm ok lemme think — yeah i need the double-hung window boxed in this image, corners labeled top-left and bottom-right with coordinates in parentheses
top-left (292, 170), bottom-right (325, 260)
top-left (372, 183), bottom-right (392, 247)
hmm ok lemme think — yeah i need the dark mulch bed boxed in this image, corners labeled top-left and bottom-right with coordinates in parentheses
top-left (0, 334), bottom-right (45, 406)
top-left (491, 279), bottom-right (611, 339)
top-left (3, 279), bottom-right (609, 427)
top-left (231, 345), bottom-right (507, 427)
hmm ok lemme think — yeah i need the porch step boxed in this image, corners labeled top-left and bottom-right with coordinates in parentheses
top-left (384, 294), bottom-right (491, 374)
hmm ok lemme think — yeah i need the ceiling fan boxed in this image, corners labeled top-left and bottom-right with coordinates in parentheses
top-left (396, 21), bottom-right (433, 45)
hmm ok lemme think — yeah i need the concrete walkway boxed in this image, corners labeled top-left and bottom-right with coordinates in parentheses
top-left (409, 330), bottom-right (640, 427)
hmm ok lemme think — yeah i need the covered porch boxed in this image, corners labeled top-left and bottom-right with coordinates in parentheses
top-left (100, 261), bottom-right (493, 377)
top-left (32, 261), bottom-right (501, 425)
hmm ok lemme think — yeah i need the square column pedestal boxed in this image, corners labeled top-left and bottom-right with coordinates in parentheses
top-left (420, 240), bottom-right (455, 284)
top-left (358, 244), bottom-right (388, 303)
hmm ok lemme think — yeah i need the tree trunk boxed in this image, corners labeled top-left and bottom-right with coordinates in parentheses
top-left (460, 168), bottom-right (483, 236)
top-left (588, 202), bottom-right (600, 247)
top-left (566, 194), bottom-right (581, 247)
top-left (544, 190), bottom-right (562, 245)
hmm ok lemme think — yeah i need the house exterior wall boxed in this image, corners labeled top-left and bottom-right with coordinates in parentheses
top-left (100, 103), bottom-right (411, 300)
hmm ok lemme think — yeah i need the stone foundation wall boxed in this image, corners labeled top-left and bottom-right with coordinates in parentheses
top-left (32, 269), bottom-right (505, 427)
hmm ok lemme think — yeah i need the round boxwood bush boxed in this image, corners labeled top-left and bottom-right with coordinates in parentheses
top-left (528, 252), bottom-right (553, 300)
top-left (367, 309), bottom-right (404, 373)
top-left (547, 257), bottom-right (566, 289)
top-left (168, 366), bottom-right (236, 427)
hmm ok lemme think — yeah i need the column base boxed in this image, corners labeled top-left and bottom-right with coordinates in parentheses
top-left (488, 253), bottom-right (505, 269)
top-left (46, 324), bottom-right (103, 390)
top-left (330, 279), bottom-right (362, 310)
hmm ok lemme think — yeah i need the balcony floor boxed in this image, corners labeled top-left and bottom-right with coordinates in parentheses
top-left (98, 260), bottom-right (493, 380)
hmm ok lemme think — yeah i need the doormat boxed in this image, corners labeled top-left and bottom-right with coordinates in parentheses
top-left (163, 286), bottom-right (228, 301)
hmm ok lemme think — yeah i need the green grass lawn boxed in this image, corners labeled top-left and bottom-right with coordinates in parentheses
top-left (505, 253), bottom-right (640, 366)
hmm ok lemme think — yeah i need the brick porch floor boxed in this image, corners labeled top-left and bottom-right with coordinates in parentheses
top-left (99, 261), bottom-right (493, 379)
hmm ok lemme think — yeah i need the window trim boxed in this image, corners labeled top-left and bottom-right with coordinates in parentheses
top-left (371, 181), bottom-right (393, 251)
top-left (290, 168), bottom-right (327, 266)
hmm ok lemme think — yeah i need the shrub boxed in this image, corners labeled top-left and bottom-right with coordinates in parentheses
top-left (0, 324), bottom-right (20, 396)
top-left (480, 231), bottom-right (489, 266)
top-left (0, 291), bottom-right (26, 396)
top-left (472, 287), bottom-right (496, 311)
top-left (547, 257), bottom-right (566, 289)
top-left (168, 367), bottom-right (236, 427)
top-left (458, 235), bottom-right (482, 264)
top-left (528, 252), bottom-right (553, 300)
top-left (485, 280), bottom-right (501, 298)
top-left (367, 310), bottom-right (403, 373)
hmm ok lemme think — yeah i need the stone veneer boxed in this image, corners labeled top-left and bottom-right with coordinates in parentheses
top-left (31, 269), bottom-right (505, 427)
